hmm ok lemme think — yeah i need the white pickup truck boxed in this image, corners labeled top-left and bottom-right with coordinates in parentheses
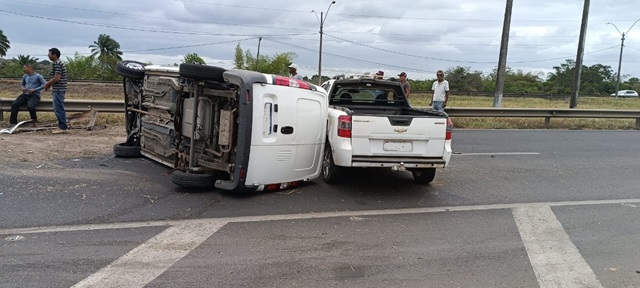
top-left (321, 76), bottom-right (452, 184)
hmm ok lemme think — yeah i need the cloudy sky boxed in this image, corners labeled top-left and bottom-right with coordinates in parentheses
top-left (1, 0), bottom-right (639, 80)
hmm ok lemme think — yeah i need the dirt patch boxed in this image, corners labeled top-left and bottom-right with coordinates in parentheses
top-left (0, 125), bottom-right (127, 166)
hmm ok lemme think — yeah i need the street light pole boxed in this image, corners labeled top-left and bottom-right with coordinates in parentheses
top-left (317, 1), bottom-right (336, 85)
top-left (608, 19), bottom-right (640, 98)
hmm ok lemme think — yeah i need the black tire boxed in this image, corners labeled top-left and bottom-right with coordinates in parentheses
top-left (116, 60), bottom-right (146, 80)
top-left (322, 144), bottom-right (342, 184)
top-left (171, 170), bottom-right (216, 189)
top-left (411, 168), bottom-right (436, 185)
top-left (113, 143), bottom-right (141, 158)
top-left (179, 63), bottom-right (225, 81)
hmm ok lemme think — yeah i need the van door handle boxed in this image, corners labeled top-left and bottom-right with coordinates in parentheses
top-left (281, 126), bottom-right (294, 134)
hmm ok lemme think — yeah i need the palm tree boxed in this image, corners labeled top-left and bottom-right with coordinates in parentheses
top-left (12, 54), bottom-right (39, 66)
top-left (88, 34), bottom-right (123, 79)
top-left (0, 29), bottom-right (10, 58)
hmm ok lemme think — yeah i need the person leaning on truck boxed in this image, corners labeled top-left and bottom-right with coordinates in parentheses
top-left (9, 64), bottom-right (46, 125)
top-left (430, 70), bottom-right (449, 112)
top-left (398, 71), bottom-right (411, 99)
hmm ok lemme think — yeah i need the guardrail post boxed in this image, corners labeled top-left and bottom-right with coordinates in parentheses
top-left (544, 117), bottom-right (551, 128)
top-left (636, 118), bottom-right (640, 130)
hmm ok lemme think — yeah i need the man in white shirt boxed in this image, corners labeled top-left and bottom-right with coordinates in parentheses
top-left (288, 63), bottom-right (303, 80)
top-left (430, 70), bottom-right (449, 112)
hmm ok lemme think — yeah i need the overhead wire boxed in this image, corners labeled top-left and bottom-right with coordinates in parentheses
top-left (0, 9), bottom-right (313, 37)
top-left (0, 0), bottom-right (314, 32)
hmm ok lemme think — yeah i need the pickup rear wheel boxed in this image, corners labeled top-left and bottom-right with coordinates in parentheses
top-left (411, 168), bottom-right (436, 184)
top-left (322, 145), bottom-right (342, 184)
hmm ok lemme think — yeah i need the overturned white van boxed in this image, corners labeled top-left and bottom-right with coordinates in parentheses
top-left (114, 61), bottom-right (327, 192)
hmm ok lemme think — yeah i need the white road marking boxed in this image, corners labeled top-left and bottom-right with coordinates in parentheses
top-left (2, 198), bottom-right (639, 235)
top-left (71, 221), bottom-right (226, 288)
top-left (455, 152), bottom-right (541, 156)
top-left (513, 206), bottom-right (603, 288)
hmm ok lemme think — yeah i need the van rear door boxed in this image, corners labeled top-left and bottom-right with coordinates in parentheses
top-left (245, 82), bottom-right (328, 186)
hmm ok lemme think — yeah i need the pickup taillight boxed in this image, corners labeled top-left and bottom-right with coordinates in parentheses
top-left (338, 115), bottom-right (352, 138)
top-left (446, 117), bottom-right (453, 140)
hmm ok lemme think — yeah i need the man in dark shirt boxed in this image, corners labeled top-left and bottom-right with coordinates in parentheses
top-left (398, 72), bottom-right (411, 99)
top-left (44, 47), bottom-right (68, 134)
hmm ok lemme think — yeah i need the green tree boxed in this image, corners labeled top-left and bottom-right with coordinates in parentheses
top-left (65, 52), bottom-right (99, 80)
top-left (88, 34), bottom-right (123, 79)
top-left (445, 66), bottom-right (484, 92)
top-left (0, 29), bottom-right (9, 58)
top-left (182, 53), bottom-right (206, 65)
top-left (12, 54), bottom-right (39, 66)
top-left (234, 43), bottom-right (244, 69)
top-left (233, 44), bottom-right (296, 76)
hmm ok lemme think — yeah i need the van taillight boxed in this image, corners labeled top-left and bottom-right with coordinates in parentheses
top-left (445, 118), bottom-right (453, 140)
top-left (275, 76), bottom-right (311, 90)
top-left (338, 115), bottom-right (352, 138)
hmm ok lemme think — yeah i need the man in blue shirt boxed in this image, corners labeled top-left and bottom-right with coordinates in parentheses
top-left (10, 64), bottom-right (46, 125)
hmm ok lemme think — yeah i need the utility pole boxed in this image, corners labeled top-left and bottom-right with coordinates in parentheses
top-left (570, 0), bottom-right (590, 108)
top-left (316, 1), bottom-right (336, 85)
top-left (255, 37), bottom-right (262, 71)
top-left (607, 19), bottom-right (640, 98)
top-left (493, 0), bottom-right (513, 107)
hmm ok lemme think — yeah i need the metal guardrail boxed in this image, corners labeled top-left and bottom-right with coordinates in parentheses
top-left (2, 98), bottom-right (639, 128)
top-left (444, 107), bottom-right (640, 128)
top-left (0, 98), bottom-right (122, 121)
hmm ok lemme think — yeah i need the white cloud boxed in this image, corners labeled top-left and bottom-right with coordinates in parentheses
top-left (1, 0), bottom-right (639, 81)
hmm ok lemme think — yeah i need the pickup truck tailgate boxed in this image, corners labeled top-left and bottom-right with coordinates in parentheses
top-left (351, 115), bottom-right (447, 157)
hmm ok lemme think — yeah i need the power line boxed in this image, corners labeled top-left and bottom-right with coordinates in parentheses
top-left (324, 33), bottom-right (619, 64)
top-left (0, 9), bottom-right (313, 37)
top-left (171, 0), bottom-right (582, 23)
top-left (263, 38), bottom-right (432, 73)
top-left (1, 0), bottom-right (313, 33)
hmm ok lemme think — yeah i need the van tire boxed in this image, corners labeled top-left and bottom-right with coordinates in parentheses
top-left (116, 60), bottom-right (146, 80)
top-left (113, 143), bottom-right (141, 158)
top-left (411, 168), bottom-right (436, 184)
top-left (171, 170), bottom-right (216, 189)
top-left (179, 64), bottom-right (225, 81)
top-left (322, 144), bottom-right (342, 184)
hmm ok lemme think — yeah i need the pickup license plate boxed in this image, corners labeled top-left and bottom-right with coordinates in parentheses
top-left (383, 140), bottom-right (412, 152)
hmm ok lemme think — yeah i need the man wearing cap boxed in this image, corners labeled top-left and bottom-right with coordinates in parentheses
top-left (398, 72), bottom-right (410, 99)
top-left (374, 70), bottom-right (384, 79)
top-left (288, 63), bottom-right (303, 80)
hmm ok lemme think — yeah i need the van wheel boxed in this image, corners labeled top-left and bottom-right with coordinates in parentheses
top-left (322, 145), bottom-right (342, 184)
top-left (411, 168), bottom-right (436, 184)
top-left (113, 143), bottom-right (141, 158)
top-left (116, 60), bottom-right (145, 80)
top-left (171, 170), bottom-right (216, 189)
top-left (179, 64), bottom-right (226, 82)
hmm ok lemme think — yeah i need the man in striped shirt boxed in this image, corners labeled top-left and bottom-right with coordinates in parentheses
top-left (44, 47), bottom-right (68, 134)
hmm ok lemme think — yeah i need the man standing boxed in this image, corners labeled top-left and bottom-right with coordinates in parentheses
top-left (430, 70), bottom-right (449, 112)
top-left (398, 72), bottom-right (411, 99)
top-left (10, 64), bottom-right (46, 125)
top-left (288, 63), bottom-right (303, 80)
top-left (44, 47), bottom-right (68, 133)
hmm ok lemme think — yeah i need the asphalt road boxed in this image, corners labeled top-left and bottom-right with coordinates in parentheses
top-left (1, 130), bottom-right (640, 287)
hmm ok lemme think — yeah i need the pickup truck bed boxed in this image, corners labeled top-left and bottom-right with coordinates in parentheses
top-left (322, 78), bottom-right (452, 184)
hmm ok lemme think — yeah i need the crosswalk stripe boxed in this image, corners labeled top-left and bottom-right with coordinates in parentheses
top-left (513, 206), bottom-right (603, 288)
top-left (71, 221), bottom-right (226, 288)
